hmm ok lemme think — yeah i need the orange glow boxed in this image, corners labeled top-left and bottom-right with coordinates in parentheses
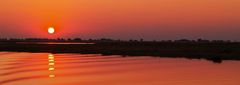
top-left (49, 62), bottom-right (55, 65)
top-left (0, 0), bottom-right (239, 40)
top-left (49, 74), bottom-right (55, 78)
top-left (49, 67), bottom-right (55, 71)
top-left (49, 60), bottom-right (55, 62)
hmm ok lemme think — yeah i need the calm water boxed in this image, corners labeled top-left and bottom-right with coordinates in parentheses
top-left (0, 52), bottom-right (240, 85)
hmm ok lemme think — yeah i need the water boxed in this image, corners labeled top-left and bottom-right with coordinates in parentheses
top-left (0, 52), bottom-right (240, 85)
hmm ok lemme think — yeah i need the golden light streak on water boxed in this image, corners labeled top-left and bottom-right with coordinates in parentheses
top-left (48, 54), bottom-right (55, 78)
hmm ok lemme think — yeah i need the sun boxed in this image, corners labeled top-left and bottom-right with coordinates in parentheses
top-left (48, 27), bottom-right (55, 34)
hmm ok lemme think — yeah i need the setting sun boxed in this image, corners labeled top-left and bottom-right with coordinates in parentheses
top-left (48, 27), bottom-right (55, 34)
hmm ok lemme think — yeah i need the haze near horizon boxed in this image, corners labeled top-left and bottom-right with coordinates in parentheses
top-left (0, 0), bottom-right (239, 40)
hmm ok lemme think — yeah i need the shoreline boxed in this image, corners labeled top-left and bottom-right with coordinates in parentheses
top-left (1, 42), bottom-right (240, 63)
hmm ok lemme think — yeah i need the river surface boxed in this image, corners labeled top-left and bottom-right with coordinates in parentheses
top-left (0, 52), bottom-right (240, 85)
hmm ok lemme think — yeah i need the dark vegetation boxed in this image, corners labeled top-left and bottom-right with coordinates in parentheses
top-left (0, 38), bottom-right (240, 63)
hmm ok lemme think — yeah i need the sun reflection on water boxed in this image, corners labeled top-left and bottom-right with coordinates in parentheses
top-left (48, 54), bottom-right (55, 78)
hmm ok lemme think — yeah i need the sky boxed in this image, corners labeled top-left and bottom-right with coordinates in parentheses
top-left (0, 0), bottom-right (239, 40)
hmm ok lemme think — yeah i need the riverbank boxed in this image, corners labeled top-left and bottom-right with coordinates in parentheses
top-left (0, 42), bottom-right (240, 63)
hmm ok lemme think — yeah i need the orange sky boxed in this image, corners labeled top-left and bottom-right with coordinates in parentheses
top-left (0, 0), bottom-right (239, 40)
